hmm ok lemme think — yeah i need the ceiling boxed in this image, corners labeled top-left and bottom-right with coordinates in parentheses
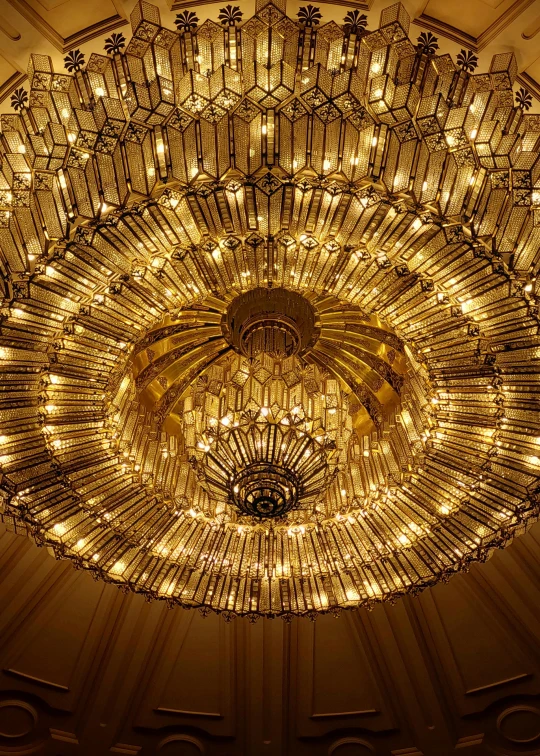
top-left (1, 1), bottom-right (540, 753)
top-left (0, 518), bottom-right (539, 755)
top-left (0, 0), bottom-right (540, 110)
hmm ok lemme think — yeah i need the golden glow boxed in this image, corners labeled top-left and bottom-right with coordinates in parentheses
top-left (0, 0), bottom-right (538, 618)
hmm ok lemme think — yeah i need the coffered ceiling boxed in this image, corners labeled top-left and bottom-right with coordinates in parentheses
top-left (0, 519), bottom-right (539, 754)
top-left (0, 0), bottom-right (540, 109)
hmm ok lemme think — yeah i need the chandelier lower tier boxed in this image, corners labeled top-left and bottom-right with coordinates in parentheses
top-left (231, 461), bottom-right (300, 519)
top-left (193, 415), bottom-right (338, 521)
top-left (0, 0), bottom-right (540, 617)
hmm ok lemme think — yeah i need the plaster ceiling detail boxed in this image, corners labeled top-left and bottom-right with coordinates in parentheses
top-left (0, 0), bottom-right (127, 104)
top-left (0, 521), bottom-right (539, 754)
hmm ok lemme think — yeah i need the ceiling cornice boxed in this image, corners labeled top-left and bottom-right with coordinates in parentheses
top-left (0, 70), bottom-right (25, 105)
top-left (413, 0), bottom-right (539, 53)
top-left (518, 70), bottom-right (540, 102)
top-left (5, 0), bottom-right (127, 53)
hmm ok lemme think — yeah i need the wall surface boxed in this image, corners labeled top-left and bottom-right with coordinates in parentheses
top-left (0, 522), bottom-right (539, 755)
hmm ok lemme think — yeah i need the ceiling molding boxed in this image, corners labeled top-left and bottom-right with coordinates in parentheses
top-left (170, 0), bottom-right (234, 9)
top-left (455, 734), bottom-right (484, 748)
top-left (412, 14), bottom-right (478, 51)
top-left (62, 15), bottom-right (128, 53)
top-left (171, 0), bottom-right (373, 8)
top-left (476, 0), bottom-right (538, 51)
top-left (413, 3), bottom-right (540, 104)
top-left (465, 673), bottom-right (531, 695)
top-left (313, 0), bottom-right (373, 9)
top-left (413, 0), bottom-right (538, 52)
top-left (0, 15), bottom-right (21, 41)
top-left (5, 0), bottom-right (127, 53)
top-left (518, 71), bottom-right (540, 101)
top-left (4, 668), bottom-right (70, 691)
top-left (7, 0), bottom-right (65, 50)
top-left (49, 729), bottom-right (79, 744)
top-left (310, 708), bottom-right (378, 718)
top-left (154, 706), bottom-right (222, 717)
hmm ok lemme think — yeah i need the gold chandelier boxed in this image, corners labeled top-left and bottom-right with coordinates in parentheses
top-left (0, 0), bottom-right (539, 619)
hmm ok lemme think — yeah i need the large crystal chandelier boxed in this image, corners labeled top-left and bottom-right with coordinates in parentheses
top-left (0, 0), bottom-right (539, 618)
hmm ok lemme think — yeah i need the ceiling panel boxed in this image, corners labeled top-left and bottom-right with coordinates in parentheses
top-left (0, 522), bottom-right (539, 753)
top-left (422, 0), bottom-right (521, 37)
top-left (13, 0), bottom-right (122, 40)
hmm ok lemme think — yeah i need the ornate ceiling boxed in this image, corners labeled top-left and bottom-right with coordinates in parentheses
top-left (0, 520), bottom-right (539, 754)
top-left (0, 0), bottom-right (539, 751)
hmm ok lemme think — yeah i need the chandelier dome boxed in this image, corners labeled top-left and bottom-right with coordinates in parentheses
top-left (0, 0), bottom-right (539, 618)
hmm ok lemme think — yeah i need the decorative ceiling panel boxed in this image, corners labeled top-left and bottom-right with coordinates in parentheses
top-left (2, 0), bottom-right (127, 56)
top-left (416, 0), bottom-right (537, 47)
top-left (0, 521), bottom-right (539, 753)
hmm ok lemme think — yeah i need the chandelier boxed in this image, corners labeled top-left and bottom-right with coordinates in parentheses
top-left (0, 0), bottom-right (539, 619)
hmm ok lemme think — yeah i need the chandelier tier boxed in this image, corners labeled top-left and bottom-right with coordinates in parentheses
top-left (0, 0), bottom-right (540, 617)
top-left (231, 461), bottom-right (301, 519)
top-left (199, 419), bottom-right (334, 520)
top-left (180, 351), bottom-right (355, 523)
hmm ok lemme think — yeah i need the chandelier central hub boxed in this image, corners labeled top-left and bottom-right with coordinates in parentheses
top-left (190, 409), bottom-right (338, 522)
top-left (231, 462), bottom-right (300, 519)
top-left (223, 288), bottom-right (318, 359)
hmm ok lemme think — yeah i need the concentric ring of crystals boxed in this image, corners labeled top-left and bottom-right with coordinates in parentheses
top-left (0, 0), bottom-right (539, 616)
